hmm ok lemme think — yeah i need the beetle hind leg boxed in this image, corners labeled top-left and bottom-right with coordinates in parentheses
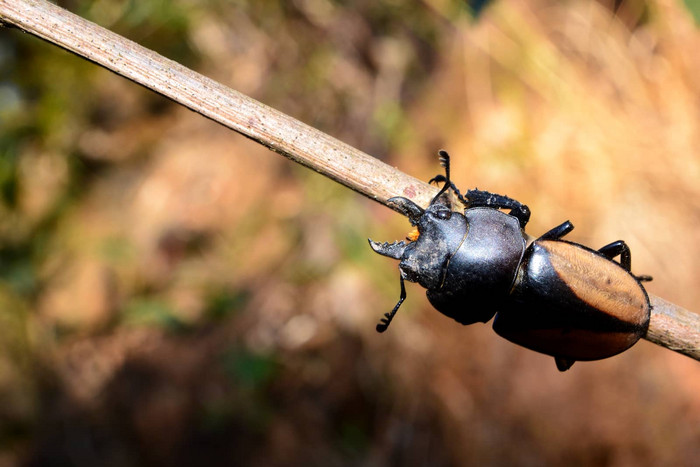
top-left (599, 240), bottom-right (631, 270)
top-left (555, 357), bottom-right (575, 372)
top-left (598, 240), bottom-right (653, 281)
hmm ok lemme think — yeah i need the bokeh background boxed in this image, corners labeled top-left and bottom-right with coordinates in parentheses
top-left (1, 0), bottom-right (700, 465)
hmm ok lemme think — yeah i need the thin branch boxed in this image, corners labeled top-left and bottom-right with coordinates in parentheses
top-left (1, 0), bottom-right (698, 362)
top-left (647, 296), bottom-right (700, 359)
top-left (0, 0), bottom-right (437, 210)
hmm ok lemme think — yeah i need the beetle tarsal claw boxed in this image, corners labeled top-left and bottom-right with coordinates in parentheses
top-left (368, 239), bottom-right (407, 259)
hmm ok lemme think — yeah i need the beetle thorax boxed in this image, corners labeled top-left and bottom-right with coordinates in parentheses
top-left (401, 206), bottom-right (527, 325)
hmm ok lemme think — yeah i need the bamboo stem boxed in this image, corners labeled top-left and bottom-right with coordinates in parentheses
top-left (1, 0), bottom-right (698, 362)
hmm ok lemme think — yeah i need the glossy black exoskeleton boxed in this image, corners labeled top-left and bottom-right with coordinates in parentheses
top-left (369, 151), bottom-right (652, 371)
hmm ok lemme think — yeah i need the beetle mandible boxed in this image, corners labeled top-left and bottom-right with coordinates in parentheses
top-left (369, 151), bottom-right (652, 371)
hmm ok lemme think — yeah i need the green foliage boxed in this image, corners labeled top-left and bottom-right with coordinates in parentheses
top-left (122, 297), bottom-right (186, 331)
top-left (221, 348), bottom-right (278, 389)
top-left (203, 288), bottom-right (250, 321)
top-left (683, 0), bottom-right (700, 23)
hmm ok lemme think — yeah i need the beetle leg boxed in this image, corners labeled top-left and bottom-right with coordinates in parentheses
top-left (376, 275), bottom-right (406, 333)
top-left (426, 151), bottom-right (531, 227)
top-left (463, 189), bottom-right (532, 229)
top-left (555, 357), bottom-right (575, 371)
top-left (598, 240), bottom-right (631, 270)
top-left (427, 150), bottom-right (477, 209)
top-left (429, 150), bottom-right (456, 205)
top-left (425, 150), bottom-right (531, 227)
top-left (428, 173), bottom-right (447, 186)
top-left (539, 221), bottom-right (575, 241)
top-left (427, 151), bottom-right (454, 189)
top-left (598, 240), bottom-right (653, 282)
top-left (429, 173), bottom-right (469, 206)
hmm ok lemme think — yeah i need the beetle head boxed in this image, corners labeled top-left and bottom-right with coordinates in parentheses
top-left (397, 200), bottom-right (467, 290)
top-left (369, 196), bottom-right (468, 313)
top-left (369, 150), bottom-right (471, 332)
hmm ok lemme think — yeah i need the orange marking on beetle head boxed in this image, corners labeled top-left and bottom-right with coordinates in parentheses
top-left (407, 227), bottom-right (420, 242)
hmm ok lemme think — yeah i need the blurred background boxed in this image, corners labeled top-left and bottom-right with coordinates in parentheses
top-left (1, 0), bottom-right (700, 465)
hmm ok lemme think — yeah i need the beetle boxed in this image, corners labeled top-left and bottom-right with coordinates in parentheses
top-left (369, 150), bottom-right (652, 371)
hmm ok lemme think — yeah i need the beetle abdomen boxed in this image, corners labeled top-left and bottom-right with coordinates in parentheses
top-left (493, 240), bottom-right (650, 361)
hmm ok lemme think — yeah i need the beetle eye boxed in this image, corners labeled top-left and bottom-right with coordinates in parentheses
top-left (435, 209), bottom-right (452, 220)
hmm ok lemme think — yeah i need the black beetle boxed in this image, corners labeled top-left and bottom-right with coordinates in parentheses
top-left (369, 151), bottom-right (651, 371)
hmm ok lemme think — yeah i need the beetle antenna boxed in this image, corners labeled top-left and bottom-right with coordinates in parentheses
top-left (376, 275), bottom-right (406, 332)
top-left (430, 150), bottom-right (453, 205)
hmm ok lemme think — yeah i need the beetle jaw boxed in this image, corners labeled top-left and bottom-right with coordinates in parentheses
top-left (387, 197), bottom-right (425, 225)
top-left (368, 239), bottom-right (408, 259)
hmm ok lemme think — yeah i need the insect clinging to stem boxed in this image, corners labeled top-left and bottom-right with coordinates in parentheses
top-left (369, 151), bottom-right (651, 371)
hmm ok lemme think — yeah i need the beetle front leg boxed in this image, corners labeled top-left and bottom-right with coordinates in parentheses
top-left (428, 150), bottom-right (456, 206)
top-left (376, 275), bottom-right (407, 333)
top-left (426, 151), bottom-right (530, 228)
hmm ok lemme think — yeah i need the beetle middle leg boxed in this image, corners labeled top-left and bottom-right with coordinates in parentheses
top-left (598, 240), bottom-right (653, 282)
top-left (555, 357), bottom-right (575, 372)
top-left (539, 220), bottom-right (575, 241)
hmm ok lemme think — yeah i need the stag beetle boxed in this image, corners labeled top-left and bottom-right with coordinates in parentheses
top-left (369, 151), bottom-right (651, 371)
